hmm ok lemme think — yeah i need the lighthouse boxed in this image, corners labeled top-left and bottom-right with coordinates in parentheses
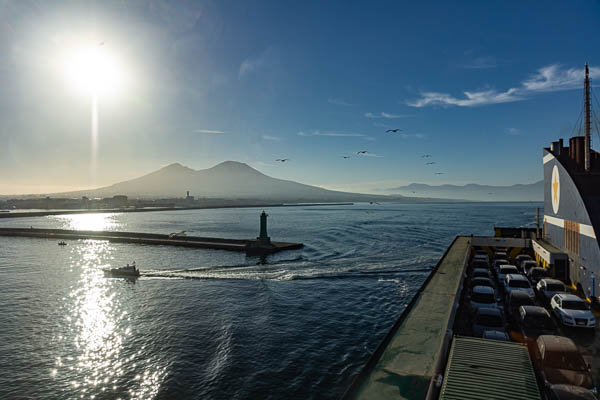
top-left (258, 211), bottom-right (271, 245)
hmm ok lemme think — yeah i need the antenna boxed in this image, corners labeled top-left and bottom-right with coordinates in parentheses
top-left (584, 62), bottom-right (591, 172)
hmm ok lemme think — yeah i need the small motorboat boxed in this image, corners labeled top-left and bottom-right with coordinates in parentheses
top-left (103, 262), bottom-right (140, 277)
top-left (58, 241), bottom-right (67, 246)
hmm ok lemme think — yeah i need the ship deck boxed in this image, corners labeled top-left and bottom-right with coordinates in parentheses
top-left (343, 236), bottom-right (470, 399)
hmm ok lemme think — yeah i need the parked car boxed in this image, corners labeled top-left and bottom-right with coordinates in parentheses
top-left (530, 335), bottom-right (596, 394)
top-left (471, 259), bottom-right (490, 270)
top-left (469, 286), bottom-right (498, 314)
top-left (505, 290), bottom-right (536, 325)
top-left (482, 330), bottom-right (509, 341)
top-left (521, 260), bottom-right (539, 274)
top-left (492, 258), bottom-right (509, 275)
top-left (509, 306), bottom-right (557, 346)
top-left (504, 274), bottom-right (536, 303)
top-left (471, 268), bottom-right (492, 280)
top-left (514, 254), bottom-right (533, 270)
top-left (536, 279), bottom-right (567, 306)
top-left (469, 277), bottom-right (496, 290)
top-left (497, 265), bottom-right (520, 292)
top-left (545, 384), bottom-right (597, 400)
top-left (472, 307), bottom-right (506, 337)
top-left (473, 250), bottom-right (490, 263)
top-left (526, 267), bottom-right (548, 286)
top-left (551, 293), bottom-right (596, 329)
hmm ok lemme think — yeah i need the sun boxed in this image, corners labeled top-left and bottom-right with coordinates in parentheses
top-left (64, 44), bottom-right (125, 98)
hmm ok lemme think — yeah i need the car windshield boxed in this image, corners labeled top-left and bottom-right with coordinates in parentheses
top-left (544, 351), bottom-right (588, 371)
top-left (523, 315), bottom-right (555, 332)
top-left (472, 280), bottom-right (492, 288)
top-left (476, 314), bottom-right (502, 327)
top-left (472, 292), bottom-right (495, 304)
top-left (562, 300), bottom-right (589, 311)
top-left (500, 267), bottom-right (518, 274)
top-left (509, 280), bottom-right (530, 289)
top-left (546, 283), bottom-right (565, 292)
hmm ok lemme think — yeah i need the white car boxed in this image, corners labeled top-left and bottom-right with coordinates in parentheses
top-left (550, 293), bottom-right (596, 328)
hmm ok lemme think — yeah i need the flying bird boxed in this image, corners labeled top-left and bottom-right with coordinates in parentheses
top-left (356, 151), bottom-right (369, 155)
top-left (411, 191), bottom-right (417, 194)
top-left (275, 158), bottom-right (290, 162)
top-left (435, 172), bottom-right (444, 175)
top-left (341, 156), bottom-right (351, 159)
top-left (369, 201), bottom-right (380, 205)
top-left (425, 162), bottom-right (436, 165)
top-left (421, 154), bottom-right (431, 158)
top-left (386, 129), bottom-right (402, 133)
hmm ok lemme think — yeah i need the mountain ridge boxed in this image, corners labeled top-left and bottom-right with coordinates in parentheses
top-left (387, 180), bottom-right (543, 201)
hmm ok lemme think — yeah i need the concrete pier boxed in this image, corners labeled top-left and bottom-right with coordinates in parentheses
top-left (0, 227), bottom-right (303, 254)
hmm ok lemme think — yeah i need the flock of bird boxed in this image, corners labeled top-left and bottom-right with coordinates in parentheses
top-left (275, 128), bottom-right (445, 176)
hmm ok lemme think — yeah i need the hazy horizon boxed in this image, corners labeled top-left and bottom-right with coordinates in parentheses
top-left (1, 1), bottom-right (599, 195)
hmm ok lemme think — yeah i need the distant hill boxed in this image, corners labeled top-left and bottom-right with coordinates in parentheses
top-left (386, 180), bottom-right (543, 201)
top-left (59, 161), bottom-right (434, 203)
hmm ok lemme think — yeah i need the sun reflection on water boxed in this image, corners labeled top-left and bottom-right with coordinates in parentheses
top-left (56, 213), bottom-right (120, 231)
top-left (56, 240), bottom-right (166, 399)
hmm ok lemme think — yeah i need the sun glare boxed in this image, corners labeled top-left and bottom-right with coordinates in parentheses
top-left (65, 45), bottom-right (125, 98)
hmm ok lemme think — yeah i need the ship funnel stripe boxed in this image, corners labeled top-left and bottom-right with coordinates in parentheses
top-left (543, 215), bottom-right (597, 239)
top-left (543, 153), bottom-right (555, 164)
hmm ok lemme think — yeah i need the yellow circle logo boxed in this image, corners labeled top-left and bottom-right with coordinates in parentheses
top-left (551, 165), bottom-right (560, 214)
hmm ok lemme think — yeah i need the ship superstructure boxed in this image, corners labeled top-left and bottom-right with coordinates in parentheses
top-left (541, 63), bottom-right (600, 303)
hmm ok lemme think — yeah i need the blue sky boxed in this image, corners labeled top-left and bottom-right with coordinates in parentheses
top-left (0, 0), bottom-right (599, 194)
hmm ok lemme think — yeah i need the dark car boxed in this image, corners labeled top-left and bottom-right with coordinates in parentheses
top-left (505, 290), bottom-right (536, 324)
top-left (545, 384), bottom-right (597, 400)
top-left (514, 254), bottom-right (533, 270)
top-left (469, 286), bottom-right (498, 314)
top-left (527, 266), bottom-right (548, 286)
top-left (509, 306), bottom-right (557, 346)
top-left (530, 335), bottom-right (596, 393)
top-left (471, 268), bottom-right (492, 280)
top-left (521, 260), bottom-right (539, 274)
top-left (471, 259), bottom-right (490, 269)
top-left (536, 279), bottom-right (568, 306)
top-left (492, 258), bottom-right (509, 275)
top-left (469, 276), bottom-right (495, 290)
top-left (472, 307), bottom-right (506, 337)
top-left (504, 274), bottom-right (535, 303)
top-left (496, 265), bottom-right (520, 293)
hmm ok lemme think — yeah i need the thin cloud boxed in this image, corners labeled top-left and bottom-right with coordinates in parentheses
top-left (328, 97), bottom-right (355, 106)
top-left (193, 129), bottom-right (225, 134)
top-left (239, 47), bottom-right (278, 80)
top-left (261, 134), bottom-right (281, 141)
top-left (297, 130), bottom-right (369, 138)
top-left (505, 127), bottom-right (520, 136)
top-left (360, 152), bottom-right (384, 158)
top-left (407, 88), bottom-right (521, 107)
top-left (407, 64), bottom-right (600, 108)
top-left (456, 56), bottom-right (498, 69)
top-left (399, 133), bottom-right (427, 139)
top-left (373, 122), bottom-right (390, 129)
top-left (365, 112), bottom-right (412, 119)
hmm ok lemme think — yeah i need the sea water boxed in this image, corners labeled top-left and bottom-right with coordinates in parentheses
top-left (0, 202), bottom-right (540, 399)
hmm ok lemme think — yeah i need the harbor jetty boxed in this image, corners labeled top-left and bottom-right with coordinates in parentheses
top-left (0, 212), bottom-right (302, 255)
